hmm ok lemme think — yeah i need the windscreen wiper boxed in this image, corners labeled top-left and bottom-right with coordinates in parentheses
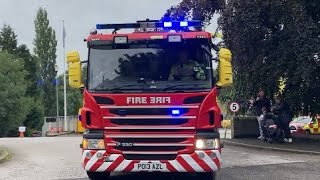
top-left (107, 84), bottom-right (145, 92)
top-left (161, 83), bottom-right (202, 91)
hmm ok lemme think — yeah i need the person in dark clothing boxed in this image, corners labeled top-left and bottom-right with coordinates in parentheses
top-left (273, 95), bottom-right (292, 143)
top-left (249, 90), bottom-right (272, 139)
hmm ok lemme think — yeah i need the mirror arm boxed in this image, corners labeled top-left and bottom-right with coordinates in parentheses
top-left (79, 86), bottom-right (85, 94)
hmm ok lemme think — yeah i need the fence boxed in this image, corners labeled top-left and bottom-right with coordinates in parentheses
top-left (42, 115), bottom-right (78, 136)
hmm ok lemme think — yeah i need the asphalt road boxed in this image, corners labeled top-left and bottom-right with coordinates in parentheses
top-left (0, 135), bottom-right (319, 180)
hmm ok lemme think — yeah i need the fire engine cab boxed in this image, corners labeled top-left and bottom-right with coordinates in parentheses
top-left (67, 19), bottom-right (233, 180)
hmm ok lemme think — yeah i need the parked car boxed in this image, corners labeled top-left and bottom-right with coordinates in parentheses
top-left (303, 115), bottom-right (319, 135)
top-left (289, 116), bottom-right (312, 134)
top-left (32, 131), bottom-right (42, 137)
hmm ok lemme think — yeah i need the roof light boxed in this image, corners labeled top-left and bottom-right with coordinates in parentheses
top-left (163, 22), bottom-right (172, 27)
top-left (168, 35), bottom-right (182, 42)
top-left (95, 20), bottom-right (202, 31)
top-left (90, 29), bottom-right (97, 35)
top-left (114, 36), bottom-right (128, 44)
top-left (180, 21), bottom-right (188, 27)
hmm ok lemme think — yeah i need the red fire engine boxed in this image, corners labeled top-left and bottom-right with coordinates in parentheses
top-left (67, 19), bottom-right (233, 180)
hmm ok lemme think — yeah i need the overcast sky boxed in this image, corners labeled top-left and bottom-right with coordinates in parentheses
top-left (0, 0), bottom-right (219, 74)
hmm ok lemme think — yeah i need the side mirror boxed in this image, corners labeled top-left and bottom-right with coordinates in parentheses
top-left (66, 51), bottom-right (84, 89)
top-left (216, 48), bottom-right (233, 87)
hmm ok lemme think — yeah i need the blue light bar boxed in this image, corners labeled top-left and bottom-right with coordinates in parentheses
top-left (95, 20), bottom-right (201, 30)
top-left (180, 21), bottom-right (188, 27)
top-left (164, 22), bottom-right (172, 27)
top-left (171, 109), bottom-right (181, 116)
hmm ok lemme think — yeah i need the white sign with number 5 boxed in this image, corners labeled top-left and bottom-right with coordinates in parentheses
top-left (229, 102), bottom-right (240, 112)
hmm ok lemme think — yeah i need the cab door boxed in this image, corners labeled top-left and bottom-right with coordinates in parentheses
top-left (314, 116), bottom-right (320, 134)
top-left (309, 117), bottom-right (319, 134)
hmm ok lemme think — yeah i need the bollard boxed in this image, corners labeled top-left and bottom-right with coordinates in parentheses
top-left (19, 131), bottom-right (24, 138)
top-left (18, 126), bottom-right (26, 138)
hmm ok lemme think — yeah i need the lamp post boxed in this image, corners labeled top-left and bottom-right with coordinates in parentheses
top-left (54, 64), bottom-right (59, 120)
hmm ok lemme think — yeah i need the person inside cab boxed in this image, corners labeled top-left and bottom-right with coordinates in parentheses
top-left (168, 49), bottom-right (205, 81)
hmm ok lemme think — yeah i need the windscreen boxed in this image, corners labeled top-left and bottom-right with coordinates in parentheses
top-left (88, 40), bottom-right (213, 93)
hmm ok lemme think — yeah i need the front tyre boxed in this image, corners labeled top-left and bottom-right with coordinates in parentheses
top-left (197, 172), bottom-right (220, 180)
top-left (86, 171), bottom-right (110, 180)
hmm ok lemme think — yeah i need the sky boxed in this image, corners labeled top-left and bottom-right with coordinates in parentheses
top-left (0, 0), bottom-right (219, 74)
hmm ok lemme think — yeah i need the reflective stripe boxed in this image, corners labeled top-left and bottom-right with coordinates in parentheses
top-left (181, 155), bottom-right (204, 172)
top-left (197, 151), bottom-right (218, 171)
top-left (113, 159), bottom-right (132, 172)
top-left (169, 160), bottom-right (187, 172)
top-left (85, 150), bottom-right (105, 170)
top-left (82, 150), bottom-right (221, 173)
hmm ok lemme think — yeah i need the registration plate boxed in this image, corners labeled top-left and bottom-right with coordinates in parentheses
top-left (134, 162), bottom-right (166, 171)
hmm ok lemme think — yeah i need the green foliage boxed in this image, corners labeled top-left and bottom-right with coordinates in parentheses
top-left (0, 52), bottom-right (30, 137)
top-left (33, 8), bottom-right (58, 116)
top-left (0, 24), bottom-right (17, 54)
top-left (166, 0), bottom-right (320, 115)
top-left (0, 24), bottom-right (44, 136)
top-left (220, 0), bottom-right (320, 115)
top-left (163, 0), bottom-right (224, 23)
top-left (24, 99), bottom-right (44, 131)
top-left (18, 45), bottom-right (43, 132)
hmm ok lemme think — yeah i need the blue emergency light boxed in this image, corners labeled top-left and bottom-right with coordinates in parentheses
top-left (171, 109), bottom-right (181, 116)
top-left (96, 20), bottom-right (201, 30)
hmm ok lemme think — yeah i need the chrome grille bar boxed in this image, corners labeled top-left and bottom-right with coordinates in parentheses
top-left (106, 134), bottom-right (193, 138)
top-left (122, 151), bottom-right (178, 155)
top-left (104, 126), bottom-right (195, 130)
top-left (107, 143), bottom-right (193, 147)
top-left (100, 105), bottom-right (199, 109)
top-left (103, 115), bottom-right (196, 119)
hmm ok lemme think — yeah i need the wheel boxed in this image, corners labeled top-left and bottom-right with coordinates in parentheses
top-left (86, 171), bottom-right (110, 180)
top-left (197, 172), bottom-right (220, 180)
top-left (305, 130), bottom-right (311, 135)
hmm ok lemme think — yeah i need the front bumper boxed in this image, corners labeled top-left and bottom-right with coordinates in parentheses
top-left (82, 150), bottom-right (221, 173)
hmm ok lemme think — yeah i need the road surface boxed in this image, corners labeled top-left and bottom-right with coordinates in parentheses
top-left (0, 135), bottom-right (319, 180)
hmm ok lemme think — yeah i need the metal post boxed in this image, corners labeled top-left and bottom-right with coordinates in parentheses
top-left (63, 19), bottom-right (68, 132)
top-left (55, 65), bottom-right (59, 119)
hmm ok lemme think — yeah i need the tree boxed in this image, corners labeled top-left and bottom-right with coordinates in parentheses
top-left (163, 0), bottom-right (224, 23)
top-left (16, 44), bottom-right (44, 133)
top-left (0, 24), bottom-right (44, 136)
top-left (0, 24), bottom-right (17, 54)
top-left (220, 0), bottom-right (320, 115)
top-left (165, 0), bottom-right (320, 115)
top-left (0, 52), bottom-right (30, 137)
top-left (33, 8), bottom-right (58, 116)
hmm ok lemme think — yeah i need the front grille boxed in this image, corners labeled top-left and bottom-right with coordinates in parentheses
top-left (118, 129), bottom-right (192, 133)
top-left (113, 138), bottom-right (187, 143)
top-left (103, 105), bottom-right (197, 160)
top-left (115, 146), bottom-right (185, 151)
top-left (124, 154), bottom-right (177, 160)
top-left (111, 119), bottom-right (188, 126)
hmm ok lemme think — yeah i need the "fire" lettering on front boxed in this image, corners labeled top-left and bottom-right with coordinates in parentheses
top-left (126, 97), bottom-right (171, 104)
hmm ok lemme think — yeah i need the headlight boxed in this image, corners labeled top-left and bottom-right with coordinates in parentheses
top-left (82, 139), bottom-right (105, 150)
top-left (196, 139), bottom-right (220, 149)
